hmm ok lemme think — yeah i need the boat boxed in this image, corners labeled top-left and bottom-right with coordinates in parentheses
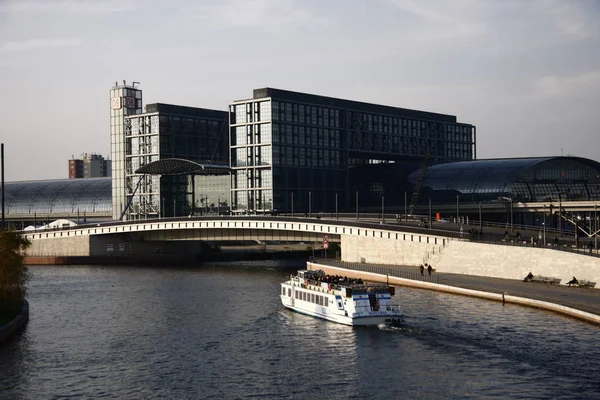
top-left (280, 269), bottom-right (404, 327)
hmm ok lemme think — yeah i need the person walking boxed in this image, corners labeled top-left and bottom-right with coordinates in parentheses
top-left (420, 264), bottom-right (424, 276)
top-left (427, 264), bottom-right (432, 275)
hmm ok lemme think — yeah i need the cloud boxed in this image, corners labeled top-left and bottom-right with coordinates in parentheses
top-left (0, 38), bottom-right (82, 54)
top-left (192, 0), bottom-right (325, 30)
top-left (0, 0), bottom-right (137, 14)
top-left (533, 70), bottom-right (600, 99)
top-left (542, 0), bottom-right (591, 39)
top-left (385, 0), bottom-right (487, 42)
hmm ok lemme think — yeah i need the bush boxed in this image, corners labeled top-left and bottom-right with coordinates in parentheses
top-left (0, 229), bottom-right (31, 309)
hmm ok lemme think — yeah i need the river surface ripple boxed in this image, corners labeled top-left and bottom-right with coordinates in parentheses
top-left (1, 263), bottom-right (599, 399)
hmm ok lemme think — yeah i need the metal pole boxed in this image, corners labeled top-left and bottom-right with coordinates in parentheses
top-left (479, 202), bottom-right (482, 232)
top-left (456, 194), bottom-right (459, 225)
top-left (173, 198), bottom-right (176, 218)
top-left (510, 198), bottom-right (513, 232)
top-left (381, 195), bottom-right (384, 222)
top-left (595, 204), bottom-right (597, 254)
top-left (404, 191), bottom-right (407, 221)
top-left (335, 193), bottom-right (338, 220)
top-left (559, 194), bottom-right (562, 237)
top-left (309, 191), bottom-right (312, 218)
top-left (429, 198), bottom-right (432, 230)
top-left (1, 143), bottom-right (4, 230)
top-left (543, 204), bottom-right (546, 246)
top-left (356, 190), bottom-right (359, 220)
top-left (291, 192), bottom-right (294, 217)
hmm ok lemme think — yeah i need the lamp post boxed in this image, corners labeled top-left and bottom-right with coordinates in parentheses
top-left (381, 195), bottom-right (385, 223)
top-left (479, 202), bottom-right (482, 233)
top-left (308, 191), bottom-right (312, 218)
top-left (558, 193), bottom-right (562, 237)
top-left (543, 204), bottom-right (546, 246)
top-left (404, 191), bottom-right (407, 221)
top-left (510, 198), bottom-right (513, 232)
top-left (335, 193), bottom-right (338, 220)
top-left (429, 198), bottom-right (432, 230)
top-left (356, 190), bottom-right (359, 220)
top-left (291, 192), bottom-right (294, 217)
top-left (456, 194), bottom-right (459, 225)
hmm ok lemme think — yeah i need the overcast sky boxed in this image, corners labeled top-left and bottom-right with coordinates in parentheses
top-left (0, 0), bottom-right (598, 182)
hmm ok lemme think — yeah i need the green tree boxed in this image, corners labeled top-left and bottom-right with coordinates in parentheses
top-left (0, 229), bottom-right (31, 309)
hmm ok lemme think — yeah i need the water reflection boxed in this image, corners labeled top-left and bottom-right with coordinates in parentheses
top-left (0, 264), bottom-right (598, 399)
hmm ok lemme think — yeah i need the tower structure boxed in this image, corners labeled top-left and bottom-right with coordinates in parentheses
top-left (110, 81), bottom-right (142, 219)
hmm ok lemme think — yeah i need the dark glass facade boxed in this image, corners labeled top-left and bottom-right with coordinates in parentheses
top-left (123, 104), bottom-right (229, 219)
top-left (229, 87), bottom-right (475, 213)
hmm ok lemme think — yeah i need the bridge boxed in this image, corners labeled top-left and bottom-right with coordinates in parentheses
top-left (23, 215), bottom-right (600, 288)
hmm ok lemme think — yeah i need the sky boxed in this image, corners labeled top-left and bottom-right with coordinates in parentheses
top-left (0, 0), bottom-right (599, 182)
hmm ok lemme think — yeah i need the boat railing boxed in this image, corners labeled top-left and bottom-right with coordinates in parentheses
top-left (354, 304), bottom-right (402, 313)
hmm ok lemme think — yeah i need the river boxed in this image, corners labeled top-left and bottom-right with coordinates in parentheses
top-left (1, 262), bottom-right (599, 399)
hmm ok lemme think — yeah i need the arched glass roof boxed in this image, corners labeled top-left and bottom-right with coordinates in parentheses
top-left (409, 157), bottom-right (600, 203)
top-left (3, 177), bottom-right (111, 216)
top-left (135, 158), bottom-right (230, 175)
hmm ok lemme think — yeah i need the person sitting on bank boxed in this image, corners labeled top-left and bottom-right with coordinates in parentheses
top-left (523, 272), bottom-right (533, 282)
top-left (567, 276), bottom-right (579, 287)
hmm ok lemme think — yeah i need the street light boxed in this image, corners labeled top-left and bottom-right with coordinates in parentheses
top-left (356, 190), bottom-right (359, 220)
top-left (510, 198), bottom-right (513, 232)
top-left (456, 194), bottom-right (459, 225)
top-left (308, 191), bottom-right (312, 218)
top-left (429, 198), bottom-right (432, 230)
top-left (335, 193), bottom-right (338, 220)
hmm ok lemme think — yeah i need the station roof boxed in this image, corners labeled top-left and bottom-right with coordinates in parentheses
top-left (3, 177), bottom-right (112, 216)
top-left (409, 156), bottom-right (600, 203)
top-left (135, 158), bottom-right (230, 176)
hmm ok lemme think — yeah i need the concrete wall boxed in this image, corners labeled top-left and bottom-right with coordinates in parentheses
top-left (427, 240), bottom-right (600, 287)
top-left (341, 233), bottom-right (447, 266)
top-left (27, 235), bottom-right (90, 256)
top-left (340, 234), bottom-right (600, 288)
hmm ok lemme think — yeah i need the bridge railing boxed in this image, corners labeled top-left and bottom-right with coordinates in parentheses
top-left (309, 257), bottom-right (439, 284)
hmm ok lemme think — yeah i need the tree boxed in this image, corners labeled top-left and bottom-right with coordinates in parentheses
top-left (0, 229), bottom-right (31, 308)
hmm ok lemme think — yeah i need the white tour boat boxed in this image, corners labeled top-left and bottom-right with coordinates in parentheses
top-left (280, 269), bottom-right (404, 327)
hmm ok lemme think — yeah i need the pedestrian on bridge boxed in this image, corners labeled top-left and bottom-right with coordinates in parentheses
top-left (427, 264), bottom-right (432, 275)
top-left (420, 264), bottom-right (424, 276)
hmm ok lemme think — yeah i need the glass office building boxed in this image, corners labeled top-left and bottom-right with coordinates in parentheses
top-left (123, 103), bottom-right (229, 220)
top-left (229, 87), bottom-right (475, 213)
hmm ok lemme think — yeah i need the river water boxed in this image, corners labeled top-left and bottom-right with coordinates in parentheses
top-left (1, 262), bottom-right (599, 399)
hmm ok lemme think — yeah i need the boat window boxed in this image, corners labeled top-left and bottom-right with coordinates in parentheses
top-left (311, 294), bottom-right (315, 303)
top-left (282, 287), bottom-right (285, 296)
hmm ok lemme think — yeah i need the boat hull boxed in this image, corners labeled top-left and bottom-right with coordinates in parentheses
top-left (281, 296), bottom-right (403, 327)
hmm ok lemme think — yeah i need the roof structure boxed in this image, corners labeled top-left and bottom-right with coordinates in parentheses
top-left (134, 158), bottom-right (230, 176)
top-left (3, 177), bottom-right (111, 216)
top-left (409, 156), bottom-right (600, 203)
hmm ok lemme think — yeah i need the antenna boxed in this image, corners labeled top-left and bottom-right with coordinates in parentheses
top-left (133, 81), bottom-right (140, 88)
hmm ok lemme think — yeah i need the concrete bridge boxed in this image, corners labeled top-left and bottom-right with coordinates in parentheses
top-left (23, 216), bottom-right (600, 288)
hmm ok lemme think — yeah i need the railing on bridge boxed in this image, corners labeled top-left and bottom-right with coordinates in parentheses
top-left (309, 257), bottom-right (439, 284)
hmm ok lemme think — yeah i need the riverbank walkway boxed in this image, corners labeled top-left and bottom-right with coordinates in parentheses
top-left (310, 258), bottom-right (600, 318)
